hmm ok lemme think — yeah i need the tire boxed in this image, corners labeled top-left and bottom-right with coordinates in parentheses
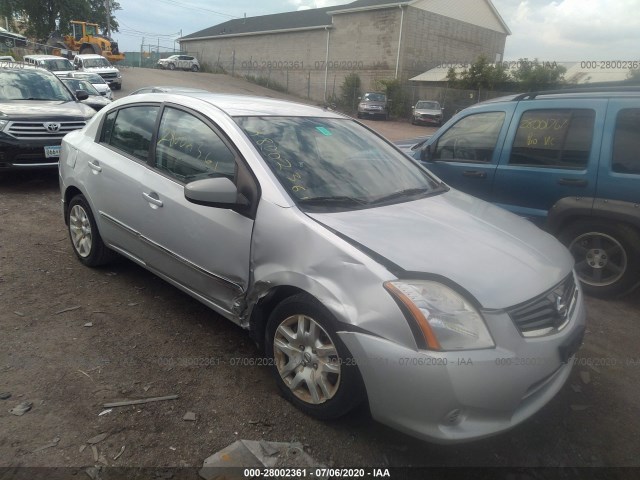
top-left (191, 65), bottom-right (199, 72)
top-left (67, 195), bottom-right (116, 267)
top-left (265, 293), bottom-right (366, 420)
top-left (559, 220), bottom-right (640, 297)
top-left (168, 63), bottom-right (175, 71)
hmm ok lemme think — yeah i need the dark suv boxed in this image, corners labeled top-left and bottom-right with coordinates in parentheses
top-left (407, 87), bottom-right (640, 297)
top-left (0, 64), bottom-right (95, 171)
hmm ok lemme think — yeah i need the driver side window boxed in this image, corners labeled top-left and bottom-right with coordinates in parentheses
top-left (433, 111), bottom-right (505, 163)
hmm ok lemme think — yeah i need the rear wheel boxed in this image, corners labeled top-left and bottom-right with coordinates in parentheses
top-left (191, 64), bottom-right (199, 72)
top-left (67, 195), bottom-right (116, 267)
top-left (559, 220), bottom-right (640, 297)
top-left (265, 293), bottom-right (366, 419)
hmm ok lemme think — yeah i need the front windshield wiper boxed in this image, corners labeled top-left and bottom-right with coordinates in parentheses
top-left (369, 187), bottom-right (432, 205)
top-left (298, 195), bottom-right (369, 207)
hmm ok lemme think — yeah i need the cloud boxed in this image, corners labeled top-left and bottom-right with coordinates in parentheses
top-left (495, 0), bottom-right (640, 60)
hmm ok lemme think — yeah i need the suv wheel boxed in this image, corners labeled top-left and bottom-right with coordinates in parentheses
top-left (560, 220), bottom-right (640, 297)
top-left (191, 65), bottom-right (199, 72)
top-left (168, 63), bottom-right (175, 71)
top-left (265, 293), bottom-right (366, 419)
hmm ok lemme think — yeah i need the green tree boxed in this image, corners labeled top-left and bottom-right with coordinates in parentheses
top-left (511, 58), bottom-right (566, 91)
top-left (3, 0), bottom-right (120, 42)
top-left (340, 73), bottom-right (361, 111)
top-left (375, 78), bottom-right (410, 118)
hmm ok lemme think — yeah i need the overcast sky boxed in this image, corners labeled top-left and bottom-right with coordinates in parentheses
top-left (114, 0), bottom-right (640, 62)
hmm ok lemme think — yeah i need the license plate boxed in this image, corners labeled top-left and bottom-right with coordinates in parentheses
top-left (44, 145), bottom-right (60, 158)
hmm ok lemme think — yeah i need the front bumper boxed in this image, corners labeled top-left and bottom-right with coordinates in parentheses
top-left (338, 291), bottom-right (586, 443)
top-left (0, 137), bottom-right (61, 170)
top-left (414, 115), bottom-right (442, 125)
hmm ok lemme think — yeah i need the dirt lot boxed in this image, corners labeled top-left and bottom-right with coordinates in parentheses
top-left (1, 68), bottom-right (640, 474)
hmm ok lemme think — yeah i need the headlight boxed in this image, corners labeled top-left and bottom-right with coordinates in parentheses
top-left (0, 119), bottom-right (8, 131)
top-left (385, 280), bottom-right (494, 351)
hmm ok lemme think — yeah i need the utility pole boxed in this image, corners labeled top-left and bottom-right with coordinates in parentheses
top-left (140, 37), bottom-right (144, 67)
top-left (105, 0), bottom-right (111, 37)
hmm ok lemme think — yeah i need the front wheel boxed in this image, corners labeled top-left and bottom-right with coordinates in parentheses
top-left (168, 63), bottom-right (175, 71)
top-left (265, 294), bottom-right (365, 419)
top-left (67, 194), bottom-right (116, 267)
top-left (559, 220), bottom-right (640, 297)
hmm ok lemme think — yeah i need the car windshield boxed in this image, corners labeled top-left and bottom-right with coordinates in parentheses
top-left (363, 93), bottom-right (386, 102)
top-left (0, 69), bottom-right (74, 101)
top-left (75, 73), bottom-right (106, 84)
top-left (235, 116), bottom-right (442, 209)
top-left (416, 101), bottom-right (440, 110)
top-left (43, 59), bottom-right (74, 71)
top-left (83, 58), bottom-right (111, 68)
top-left (62, 78), bottom-right (100, 96)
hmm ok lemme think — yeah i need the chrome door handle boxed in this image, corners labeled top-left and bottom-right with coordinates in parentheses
top-left (88, 161), bottom-right (102, 172)
top-left (142, 192), bottom-right (163, 207)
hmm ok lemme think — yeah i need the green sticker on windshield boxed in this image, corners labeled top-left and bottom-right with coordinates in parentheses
top-left (315, 126), bottom-right (332, 136)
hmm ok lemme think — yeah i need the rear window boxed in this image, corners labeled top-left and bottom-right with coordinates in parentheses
top-left (612, 108), bottom-right (640, 175)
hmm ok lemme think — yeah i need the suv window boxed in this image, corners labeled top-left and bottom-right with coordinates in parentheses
top-left (100, 105), bottom-right (159, 160)
top-left (433, 111), bottom-right (506, 163)
top-left (155, 107), bottom-right (236, 182)
top-left (612, 108), bottom-right (640, 175)
top-left (0, 69), bottom-right (73, 101)
top-left (509, 109), bottom-right (595, 169)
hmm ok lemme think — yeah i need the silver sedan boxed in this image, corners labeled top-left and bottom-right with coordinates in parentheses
top-left (58, 93), bottom-right (586, 443)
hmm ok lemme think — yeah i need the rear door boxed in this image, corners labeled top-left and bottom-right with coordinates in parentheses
top-left (491, 100), bottom-right (606, 224)
top-left (421, 106), bottom-right (514, 199)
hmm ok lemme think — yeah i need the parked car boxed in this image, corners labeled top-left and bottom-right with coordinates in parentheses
top-left (59, 92), bottom-right (586, 444)
top-left (0, 64), bottom-right (95, 171)
top-left (0, 27), bottom-right (27, 48)
top-left (60, 77), bottom-right (111, 111)
top-left (357, 92), bottom-right (389, 120)
top-left (23, 54), bottom-right (74, 76)
top-left (0, 55), bottom-right (15, 63)
top-left (73, 54), bottom-right (122, 90)
top-left (412, 100), bottom-right (444, 126)
top-left (64, 71), bottom-right (114, 100)
top-left (404, 86), bottom-right (640, 297)
top-left (129, 86), bottom-right (209, 95)
top-left (156, 54), bottom-right (200, 71)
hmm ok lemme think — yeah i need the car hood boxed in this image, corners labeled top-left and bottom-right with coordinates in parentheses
top-left (361, 101), bottom-right (386, 107)
top-left (306, 190), bottom-right (573, 309)
top-left (83, 67), bottom-right (119, 74)
top-left (415, 108), bottom-right (441, 116)
top-left (0, 101), bottom-right (94, 119)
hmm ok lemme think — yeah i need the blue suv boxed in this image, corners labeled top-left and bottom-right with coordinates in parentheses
top-left (408, 87), bottom-right (640, 298)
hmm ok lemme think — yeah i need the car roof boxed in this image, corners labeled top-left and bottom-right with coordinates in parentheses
top-left (24, 55), bottom-right (70, 60)
top-left (119, 92), bottom-right (346, 118)
top-left (75, 54), bottom-right (106, 59)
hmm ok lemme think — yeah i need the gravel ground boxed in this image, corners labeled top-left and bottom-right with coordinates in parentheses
top-left (1, 68), bottom-right (639, 474)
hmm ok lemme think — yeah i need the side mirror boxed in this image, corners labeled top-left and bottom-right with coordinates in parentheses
top-left (75, 90), bottom-right (89, 100)
top-left (411, 106), bottom-right (415, 110)
top-left (185, 177), bottom-right (249, 209)
top-left (420, 144), bottom-right (432, 162)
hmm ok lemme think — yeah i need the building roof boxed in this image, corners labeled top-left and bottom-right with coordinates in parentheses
top-left (181, 0), bottom-right (410, 41)
top-left (181, 0), bottom-right (508, 41)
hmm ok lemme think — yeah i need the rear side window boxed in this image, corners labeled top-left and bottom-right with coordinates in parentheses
top-left (509, 109), bottom-right (595, 169)
top-left (612, 108), bottom-right (640, 174)
top-left (433, 111), bottom-right (506, 163)
top-left (100, 105), bottom-right (159, 161)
